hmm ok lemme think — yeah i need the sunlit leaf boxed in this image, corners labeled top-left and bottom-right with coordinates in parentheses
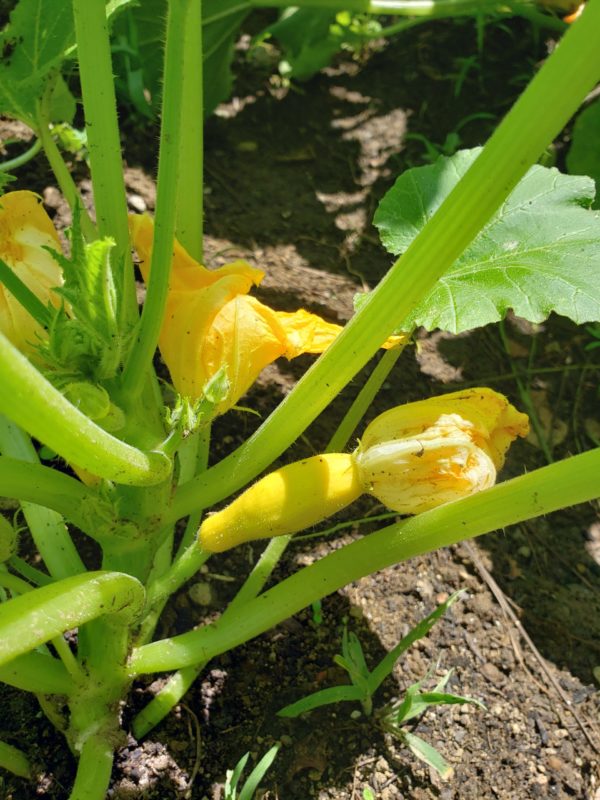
top-left (373, 148), bottom-right (600, 333)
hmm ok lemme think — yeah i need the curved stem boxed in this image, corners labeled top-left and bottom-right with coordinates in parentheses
top-left (0, 417), bottom-right (85, 577)
top-left (131, 446), bottom-right (600, 674)
top-left (0, 571), bottom-right (145, 668)
top-left (121, 0), bottom-right (190, 397)
top-left (0, 334), bottom-right (171, 486)
top-left (168, 3), bottom-right (600, 522)
top-left (0, 456), bottom-right (105, 537)
top-left (0, 137), bottom-right (42, 172)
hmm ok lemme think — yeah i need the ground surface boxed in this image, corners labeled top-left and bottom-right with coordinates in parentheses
top-left (1, 13), bottom-right (600, 800)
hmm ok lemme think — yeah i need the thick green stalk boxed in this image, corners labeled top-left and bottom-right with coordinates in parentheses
top-left (71, 0), bottom-right (134, 310)
top-left (175, 0), bottom-right (204, 260)
top-left (132, 446), bottom-right (600, 674)
top-left (69, 735), bottom-right (114, 800)
top-left (0, 417), bottom-right (85, 577)
top-left (169, 4), bottom-right (600, 522)
top-left (121, 0), bottom-right (190, 397)
top-left (0, 456), bottom-right (106, 538)
top-left (0, 334), bottom-right (171, 486)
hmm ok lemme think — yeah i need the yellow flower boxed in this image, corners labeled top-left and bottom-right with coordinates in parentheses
top-left (130, 214), bottom-right (400, 413)
top-left (0, 191), bottom-right (63, 353)
top-left (354, 387), bottom-right (530, 514)
top-left (199, 388), bottom-right (529, 552)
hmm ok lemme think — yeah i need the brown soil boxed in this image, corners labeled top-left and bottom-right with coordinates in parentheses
top-left (2, 15), bottom-right (600, 800)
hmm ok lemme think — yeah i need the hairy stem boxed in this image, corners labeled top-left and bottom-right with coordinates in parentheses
top-left (122, 0), bottom-right (190, 397)
top-left (175, 0), bottom-right (204, 260)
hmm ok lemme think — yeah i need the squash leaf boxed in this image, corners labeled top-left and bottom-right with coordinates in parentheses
top-left (0, 0), bottom-right (75, 126)
top-left (372, 148), bottom-right (600, 333)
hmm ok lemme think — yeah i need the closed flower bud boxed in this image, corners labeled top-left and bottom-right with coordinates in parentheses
top-left (0, 191), bottom-right (63, 353)
top-left (353, 388), bottom-right (529, 514)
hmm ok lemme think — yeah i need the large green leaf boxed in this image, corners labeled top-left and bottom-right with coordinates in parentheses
top-left (0, 0), bottom-right (75, 125)
top-left (373, 148), bottom-right (600, 333)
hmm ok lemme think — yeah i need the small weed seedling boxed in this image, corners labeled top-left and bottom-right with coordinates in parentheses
top-left (224, 745), bottom-right (280, 800)
top-left (278, 591), bottom-right (482, 777)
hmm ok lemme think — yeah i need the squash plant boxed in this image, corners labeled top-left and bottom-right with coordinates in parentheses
top-left (0, 1), bottom-right (599, 797)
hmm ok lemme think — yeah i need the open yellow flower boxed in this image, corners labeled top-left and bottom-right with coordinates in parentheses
top-left (130, 214), bottom-right (400, 413)
top-left (0, 191), bottom-right (63, 353)
top-left (199, 387), bottom-right (529, 552)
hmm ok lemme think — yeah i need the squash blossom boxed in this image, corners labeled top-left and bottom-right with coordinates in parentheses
top-left (130, 214), bottom-right (400, 413)
top-left (199, 388), bottom-right (529, 552)
top-left (0, 191), bottom-right (63, 353)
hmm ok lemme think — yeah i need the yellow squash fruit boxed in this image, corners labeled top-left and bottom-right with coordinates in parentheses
top-left (199, 453), bottom-right (362, 552)
top-left (199, 388), bottom-right (529, 552)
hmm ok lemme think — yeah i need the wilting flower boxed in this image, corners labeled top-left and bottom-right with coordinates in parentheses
top-left (130, 215), bottom-right (400, 413)
top-left (354, 387), bottom-right (530, 514)
top-left (0, 191), bottom-right (63, 353)
top-left (199, 388), bottom-right (529, 552)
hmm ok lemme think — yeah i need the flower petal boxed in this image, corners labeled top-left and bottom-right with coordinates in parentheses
top-left (0, 191), bottom-right (62, 353)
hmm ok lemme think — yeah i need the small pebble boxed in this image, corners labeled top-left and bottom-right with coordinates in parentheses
top-left (128, 193), bottom-right (146, 212)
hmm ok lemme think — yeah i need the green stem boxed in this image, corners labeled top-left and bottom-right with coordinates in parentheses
top-left (0, 456), bottom-right (105, 539)
top-left (176, 426), bottom-right (211, 557)
top-left (0, 571), bottom-right (144, 668)
top-left (69, 734), bottom-right (114, 800)
top-left (132, 534), bottom-right (291, 737)
top-left (0, 333), bottom-right (171, 486)
top-left (143, 545), bottom-right (211, 614)
top-left (0, 417), bottom-right (85, 577)
top-left (121, 0), bottom-right (190, 397)
top-left (0, 137), bottom-right (41, 172)
top-left (175, 0), bottom-right (204, 261)
top-left (498, 322), bottom-right (553, 463)
top-left (0, 258), bottom-right (51, 327)
top-left (132, 446), bottom-right (600, 674)
top-left (328, 344), bottom-right (405, 453)
top-left (71, 0), bottom-right (134, 306)
top-left (0, 651), bottom-right (72, 694)
top-left (37, 121), bottom-right (97, 241)
top-left (136, 343), bottom-right (408, 730)
top-left (0, 571), bottom-right (32, 594)
top-left (168, 3), bottom-right (600, 523)
top-left (0, 740), bottom-right (31, 779)
top-left (9, 557), bottom-right (53, 586)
